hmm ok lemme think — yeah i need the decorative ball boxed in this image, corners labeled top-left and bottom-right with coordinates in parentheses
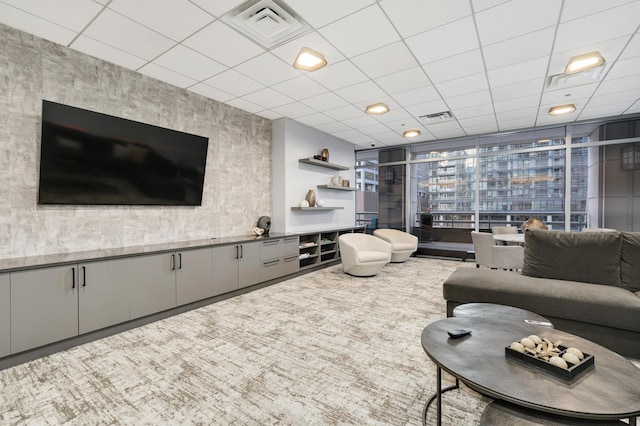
top-left (300, 200), bottom-right (309, 207)
top-left (316, 199), bottom-right (324, 207)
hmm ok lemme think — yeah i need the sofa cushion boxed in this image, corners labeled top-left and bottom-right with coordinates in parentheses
top-left (443, 267), bottom-right (640, 333)
top-left (621, 232), bottom-right (640, 292)
top-left (522, 229), bottom-right (621, 286)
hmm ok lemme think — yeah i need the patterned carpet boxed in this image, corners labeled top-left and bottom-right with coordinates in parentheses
top-left (0, 258), bottom-right (636, 425)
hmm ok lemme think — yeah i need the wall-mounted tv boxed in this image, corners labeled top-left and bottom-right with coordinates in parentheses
top-left (38, 100), bottom-right (209, 206)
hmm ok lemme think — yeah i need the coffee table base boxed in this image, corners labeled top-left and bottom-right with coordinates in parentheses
top-left (422, 366), bottom-right (459, 426)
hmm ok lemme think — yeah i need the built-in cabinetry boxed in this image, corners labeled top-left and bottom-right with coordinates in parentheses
top-left (298, 227), bottom-right (364, 269)
top-left (0, 274), bottom-right (10, 358)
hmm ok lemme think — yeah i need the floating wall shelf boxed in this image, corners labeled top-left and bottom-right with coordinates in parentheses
top-left (291, 207), bottom-right (345, 211)
top-left (317, 184), bottom-right (357, 191)
top-left (298, 158), bottom-right (349, 170)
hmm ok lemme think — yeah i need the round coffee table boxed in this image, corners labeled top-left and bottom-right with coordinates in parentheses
top-left (421, 316), bottom-right (640, 425)
top-left (452, 302), bottom-right (553, 327)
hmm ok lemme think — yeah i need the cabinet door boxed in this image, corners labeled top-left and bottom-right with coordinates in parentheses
top-left (176, 248), bottom-right (214, 306)
top-left (10, 266), bottom-right (78, 354)
top-left (78, 258), bottom-right (130, 334)
top-left (0, 274), bottom-right (9, 357)
top-left (212, 245), bottom-right (239, 296)
top-left (238, 242), bottom-right (262, 288)
top-left (129, 253), bottom-right (176, 319)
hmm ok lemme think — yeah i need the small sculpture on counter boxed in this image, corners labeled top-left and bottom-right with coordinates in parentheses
top-left (306, 189), bottom-right (316, 207)
top-left (251, 227), bottom-right (264, 236)
top-left (257, 216), bottom-right (271, 235)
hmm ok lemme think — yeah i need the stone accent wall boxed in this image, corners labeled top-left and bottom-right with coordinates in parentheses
top-left (0, 24), bottom-right (272, 258)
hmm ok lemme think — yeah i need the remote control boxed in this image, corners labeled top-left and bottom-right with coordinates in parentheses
top-left (447, 329), bottom-right (472, 339)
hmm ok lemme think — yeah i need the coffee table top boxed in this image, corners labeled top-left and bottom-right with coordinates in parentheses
top-left (421, 317), bottom-right (640, 421)
top-left (453, 303), bottom-right (552, 327)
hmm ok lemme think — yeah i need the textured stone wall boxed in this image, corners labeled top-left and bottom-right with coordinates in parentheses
top-left (0, 24), bottom-right (272, 259)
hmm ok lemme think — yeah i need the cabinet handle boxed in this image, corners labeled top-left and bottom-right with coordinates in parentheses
top-left (263, 259), bottom-right (280, 266)
top-left (178, 253), bottom-right (182, 270)
top-left (82, 266), bottom-right (86, 287)
top-left (284, 256), bottom-right (298, 262)
top-left (263, 241), bottom-right (278, 246)
top-left (235, 245), bottom-right (239, 259)
top-left (71, 267), bottom-right (75, 289)
top-left (240, 245), bottom-right (243, 259)
top-left (171, 254), bottom-right (175, 271)
top-left (284, 237), bottom-right (297, 243)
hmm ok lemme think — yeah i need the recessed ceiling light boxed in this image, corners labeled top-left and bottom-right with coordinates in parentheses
top-left (565, 51), bottom-right (605, 75)
top-left (548, 104), bottom-right (576, 116)
top-left (365, 102), bottom-right (389, 115)
top-left (403, 129), bottom-right (421, 138)
top-left (293, 47), bottom-right (327, 71)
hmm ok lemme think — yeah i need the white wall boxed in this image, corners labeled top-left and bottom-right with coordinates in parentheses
top-left (272, 119), bottom-right (356, 233)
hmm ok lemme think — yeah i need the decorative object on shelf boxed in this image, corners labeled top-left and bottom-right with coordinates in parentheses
top-left (321, 148), bottom-right (329, 162)
top-left (257, 216), bottom-right (271, 235)
top-left (300, 200), bottom-right (310, 207)
top-left (251, 227), bottom-right (264, 236)
top-left (306, 189), bottom-right (316, 207)
top-left (341, 179), bottom-right (350, 187)
top-left (316, 199), bottom-right (325, 207)
top-left (331, 175), bottom-right (343, 186)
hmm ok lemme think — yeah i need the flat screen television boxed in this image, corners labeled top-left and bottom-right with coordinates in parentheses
top-left (38, 100), bottom-right (209, 206)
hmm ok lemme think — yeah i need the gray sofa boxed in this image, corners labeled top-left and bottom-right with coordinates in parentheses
top-left (443, 229), bottom-right (640, 357)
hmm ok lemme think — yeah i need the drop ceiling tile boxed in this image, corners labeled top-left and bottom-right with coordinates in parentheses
top-left (153, 44), bottom-right (227, 81)
top-left (383, 117), bottom-right (424, 132)
top-left (188, 0), bottom-right (241, 18)
top-left (271, 75), bottom-right (328, 101)
top-left (626, 99), bottom-right (640, 113)
top-left (554, 2), bottom-right (640, 53)
top-left (307, 60), bottom-right (369, 91)
top-left (492, 79), bottom-right (545, 103)
top-left (587, 89), bottom-right (640, 107)
top-left (225, 97), bottom-right (263, 114)
top-left (436, 73), bottom-right (489, 98)
top-left (427, 123), bottom-right (466, 140)
top-left (380, 0), bottom-right (472, 38)
top-left (234, 53), bottom-right (301, 86)
top-left (541, 83), bottom-right (598, 105)
top-left (83, 9), bottom-right (175, 60)
top-left (241, 87), bottom-right (294, 109)
top-left (203, 69), bottom-right (264, 97)
top-left (0, 3), bottom-right (78, 46)
top-left (579, 103), bottom-right (631, 120)
top-left (471, 0), bottom-right (510, 13)
top-left (271, 102), bottom-right (317, 118)
top-left (392, 86), bottom-right (441, 107)
top-left (351, 41), bottom-right (420, 79)
top-left (498, 117), bottom-right (536, 131)
top-left (560, 0), bottom-right (635, 23)
top-left (315, 121), bottom-right (352, 134)
top-left (300, 91), bottom-right (349, 111)
top-left (71, 36), bottom-right (146, 70)
top-left (284, 0), bottom-right (376, 28)
top-left (255, 110), bottom-right (283, 120)
top-left (457, 114), bottom-right (497, 128)
top-left (138, 63), bottom-right (197, 88)
top-left (371, 107), bottom-right (413, 124)
top-left (496, 106), bottom-right (539, 122)
top-left (422, 49), bottom-right (485, 84)
top-left (335, 81), bottom-right (386, 104)
top-left (597, 74), bottom-right (640, 96)
top-left (109, 0), bottom-right (214, 41)
top-left (342, 116), bottom-right (385, 130)
top-left (462, 122), bottom-right (500, 135)
top-left (446, 90), bottom-right (492, 110)
top-left (188, 82), bottom-right (235, 102)
top-left (487, 57), bottom-right (549, 88)
top-left (1, 0), bottom-right (102, 32)
top-left (183, 20), bottom-right (265, 67)
top-left (405, 99), bottom-right (449, 117)
top-left (451, 103), bottom-right (495, 119)
top-left (295, 113), bottom-right (335, 127)
top-left (374, 67), bottom-right (432, 95)
top-left (620, 33), bottom-right (640, 60)
top-left (483, 28), bottom-right (554, 71)
top-left (324, 105), bottom-right (366, 121)
top-left (319, 5), bottom-right (400, 58)
top-left (332, 128), bottom-right (366, 140)
top-left (475, 0), bottom-right (560, 45)
top-left (270, 31), bottom-right (346, 67)
top-left (406, 17), bottom-right (479, 65)
top-left (606, 55), bottom-right (640, 80)
top-left (494, 94), bottom-right (541, 113)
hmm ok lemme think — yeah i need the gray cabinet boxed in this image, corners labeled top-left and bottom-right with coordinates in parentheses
top-left (129, 253), bottom-right (176, 320)
top-left (10, 266), bottom-right (79, 354)
top-left (78, 258), bottom-right (130, 334)
top-left (238, 242), bottom-right (261, 289)
top-left (212, 245), bottom-right (240, 296)
top-left (0, 274), bottom-right (9, 357)
top-left (176, 248), bottom-right (214, 306)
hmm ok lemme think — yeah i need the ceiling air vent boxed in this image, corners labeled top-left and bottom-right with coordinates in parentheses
top-left (221, 0), bottom-right (311, 49)
top-left (547, 63), bottom-right (612, 90)
top-left (419, 111), bottom-right (454, 124)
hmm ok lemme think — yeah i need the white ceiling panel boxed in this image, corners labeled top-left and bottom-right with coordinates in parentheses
top-left (451, 103), bottom-right (495, 119)
top-left (446, 90), bottom-right (493, 110)
top-left (405, 100), bottom-right (450, 117)
top-left (334, 81), bottom-right (386, 104)
top-left (380, 0), bottom-right (472, 39)
top-left (560, 0), bottom-right (638, 23)
top-left (270, 31), bottom-right (346, 67)
top-left (319, 5), bottom-right (400, 58)
top-left (295, 113), bottom-right (335, 127)
top-left (109, 0), bottom-right (214, 42)
top-left (71, 35), bottom-right (147, 70)
top-left (0, 3), bottom-right (77, 46)
top-left (138, 63), bottom-right (197, 88)
top-left (271, 102), bottom-right (317, 118)
top-left (606, 55), bottom-right (640, 80)
top-left (187, 0), bottom-right (239, 18)
top-left (284, 0), bottom-right (375, 29)
top-left (499, 117), bottom-right (537, 131)
top-left (406, 16), bottom-right (479, 65)
top-left (596, 75), bottom-right (640, 96)
top-left (183, 20), bottom-right (265, 67)
top-left (579, 103), bottom-right (632, 120)
top-left (255, 110), bottom-right (283, 120)
top-left (271, 75), bottom-right (328, 101)
top-left (541, 83), bottom-right (599, 105)
top-left (300, 91), bottom-right (350, 111)
top-left (225, 97), bottom-right (263, 114)
top-left (315, 121), bottom-right (352, 134)
top-left (392, 86), bottom-right (441, 107)
top-left (483, 28), bottom-right (555, 71)
top-left (342, 116), bottom-right (385, 130)
top-left (491, 79), bottom-right (543, 102)
top-left (203, 69), bottom-right (264, 97)
top-left (307, 60), bottom-right (369, 91)
top-left (0, 0), bottom-right (102, 32)
top-left (462, 122), bottom-right (499, 135)
top-left (373, 67), bottom-right (432, 95)
top-left (422, 49), bottom-right (485, 84)
top-left (435, 73), bottom-right (489, 98)
top-left (471, 0), bottom-right (510, 13)
top-left (83, 9), bottom-right (175, 60)
top-left (188, 82), bottom-right (235, 102)
top-left (487, 57), bottom-right (549, 88)
top-left (351, 41), bottom-right (419, 79)
top-left (620, 32), bottom-right (640, 60)
top-left (234, 53), bottom-right (301, 86)
top-left (242, 87), bottom-right (294, 110)
top-left (153, 45), bottom-right (227, 81)
top-left (324, 105), bottom-right (366, 121)
top-left (494, 95), bottom-right (541, 114)
top-left (475, 0), bottom-right (560, 46)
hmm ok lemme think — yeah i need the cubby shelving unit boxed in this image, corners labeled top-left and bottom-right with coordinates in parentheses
top-left (298, 227), bottom-right (365, 270)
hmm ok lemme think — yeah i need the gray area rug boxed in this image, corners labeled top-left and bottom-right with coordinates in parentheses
top-left (0, 258), bottom-right (637, 425)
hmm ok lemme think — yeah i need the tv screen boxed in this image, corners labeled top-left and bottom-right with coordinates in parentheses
top-left (38, 101), bottom-right (209, 206)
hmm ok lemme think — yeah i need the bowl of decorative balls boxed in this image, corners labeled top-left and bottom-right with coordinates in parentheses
top-left (506, 334), bottom-right (594, 380)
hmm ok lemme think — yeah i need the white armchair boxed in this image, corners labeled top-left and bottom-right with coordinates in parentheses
top-left (338, 233), bottom-right (392, 276)
top-left (373, 228), bottom-right (418, 262)
top-left (471, 231), bottom-right (524, 270)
